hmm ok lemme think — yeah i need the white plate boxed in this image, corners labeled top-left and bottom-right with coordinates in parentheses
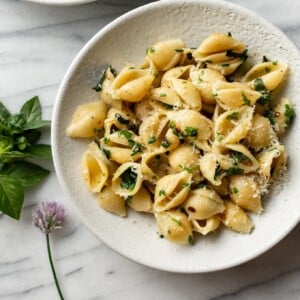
top-left (25, 0), bottom-right (95, 6)
top-left (52, 0), bottom-right (300, 273)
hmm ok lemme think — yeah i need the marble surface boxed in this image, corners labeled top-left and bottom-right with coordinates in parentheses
top-left (0, 0), bottom-right (300, 299)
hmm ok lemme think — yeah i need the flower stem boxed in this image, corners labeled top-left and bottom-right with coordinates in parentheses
top-left (46, 234), bottom-right (64, 300)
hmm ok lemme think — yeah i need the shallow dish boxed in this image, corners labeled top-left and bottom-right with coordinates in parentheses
top-left (52, 0), bottom-right (300, 273)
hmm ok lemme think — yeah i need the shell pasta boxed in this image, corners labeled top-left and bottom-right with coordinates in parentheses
top-left (67, 32), bottom-right (294, 245)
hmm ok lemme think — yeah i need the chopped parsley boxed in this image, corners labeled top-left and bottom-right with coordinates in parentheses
top-left (175, 49), bottom-right (184, 52)
top-left (225, 49), bottom-right (248, 62)
top-left (253, 77), bottom-right (266, 91)
top-left (115, 113), bottom-right (130, 125)
top-left (225, 167), bottom-right (244, 175)
top-left (146, 47), bottom-right (155, 54)
top-left (184, 127), bottom-right (198, 137)
top-left (262, 55), bottom-right (270, 62)
top-left (191, 182), bottom-right (207, 190)
top-left (93, 65), bottom-right (116, 92)
top-left (233, 187), bottom-right (239, 194)
top-left (188, 235), bottom-right (195, 245)
top-left (253, 78), bottom-right (271, 105)
top-left (162, 103), bottom-right (174, 110)
top-left (168, 215), bottom-right (183, 227)
top-left (103, 137), bottom-right (110, 144)
top-left (231, 151), bottom-right (252, 166)
top-left (118, 130), bottom-right (132, 140)
top-left (226, 112), bottom-right (239, 120)
top-left (221, 63), bottom-right (230, 67)
top-left (161, 138), bottom-right (171, 148)
top-left (159, 189), bottom-right (166, 197)
top-left (284, 104), bottom-right (295, 125)
top-left (265, 67), bottom-right (271, 73)
top-left (198, 70), bottom-right (205, 82)
top-left (148, 136), bottom-right (157, 144)
top-left (266, 110), bottom-right (275, 125)
top-left (102, 148), bottom-right (111, 159)
top-left (242, 93), bottom-right (251, 106)
top-left (157, 232), bottom-right (164, 239)
top-left (227, 32), bottom-right (232, 37)
top-left (125, 196), bottom-right (132, 204)
top-left (159, 93), bottom-right (167, 97)
top-left (120, 167), bottom-right (137, 191)
top-left (205, 59), bottom-right (212, 64)
top-left (129, 140), bottom-right (142, 156)
top-left (182, 182), bottom-right (190, 188)
top-left (272, 61), bottom-right (278, 65)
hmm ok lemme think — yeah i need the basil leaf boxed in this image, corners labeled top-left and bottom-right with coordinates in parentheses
top-left (23, 120), bottom-right (51, 130)
top-left (0, 174), bottom-right (24, 220)
top-left (0, 162), bottom-right (49, 188)
top-left (0, 102), bottom-right (11, 120)
top-left (20, 96), bottom-right (41, 123)
top-left (23, 130), bottom-right (41, 144)
top-left (26, 144), bottom-right (52, 160)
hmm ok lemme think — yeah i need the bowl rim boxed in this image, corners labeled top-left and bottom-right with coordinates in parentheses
top-left (25, 0), bottom-right (95, 6)
top-left (52, 0), bottom-right (300, 273)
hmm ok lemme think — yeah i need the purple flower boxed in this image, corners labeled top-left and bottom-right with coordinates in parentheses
top-left (32, 201), bottom-right (66, 234)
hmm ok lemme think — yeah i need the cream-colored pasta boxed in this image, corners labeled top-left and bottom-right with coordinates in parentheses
top-left (97, 185), bottom-right (126, 217)
top-left (229, 175), bottom-right (262, 214)
top-left (68, 34), bottom-right (293, 245)
top-left (81, 149), bottom-right (109, 193)
top-left (191, 217), bottom-right (220, 235)
top-left (214, 106), bottom-right (254, 144)
top-left (100, 130), bottom-right (143, 164)
top-left (246, 114), bottom-right (273, 148)
top-left (154, 172), bottom-right (192, 212)
top-left (155, 210), bottom-right (193, 244)
top-left (183, 187), bottom-right (225, 220)
top-left (66, 101), bottom-right (107, 138)
top-left (213, 80), bottom-right (261, 110)
top-left (146, 39), bottom-right (185, 71)
top-left (111, 59), bottom-right (157, 102)
top-left (243, 61), bottom-right (288, 91)
top-left (112, 162), bottom-right (143, 197)
top-left (189, 67), bottom-right (226, 104)
top-left (127, 186), bottom-right (153, 213)
top-left (193, 32), bottom-right (247, 75)
top-left (272, 98), bottom-right (295, 136)
top-left (220, 200), bottom-right (254, 234)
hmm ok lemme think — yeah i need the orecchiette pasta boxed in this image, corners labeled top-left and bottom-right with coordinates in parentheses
top-left (67, 33), bottom-right (294, 245)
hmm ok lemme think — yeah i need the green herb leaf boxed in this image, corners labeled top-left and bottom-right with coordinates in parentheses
top-left (225, 167), bottom-right (244, 175)
top-left (253, 78), bottom-right (266, 91)
top-left (148, 136), bottom-right (157, 144)
top-left (0, 174), bottom-right (24, 220)
top-left (93, 66), bottom-right (116, 92)
top-left (20, 96), bottom-right (42, 123)
top-left (262, 55), bottom-right (269, 62)
top-left (102, 148), bottom-right (111, 159)
top-left (242, 93), bottom-right (251, 106)
top-left (233, 187), bottom-right (239, 194)
top-left (0, 161), bottom-right (49, 188)
top-left (284, 104), bottom-right (295, 125)
top-left (23, 120), bottom-right (51, 130)
top-left (118, 130), bottom-right (132, 140)
top-left (120, 167), bottom-right (137, 191)
top-left (226, 112), bottom-right (239, 120)
top-left (26, 144), bottom-right (52, 160)
top-left (0, 102), bottom-right (11, 120)
top-left (188, 235), bottom-right (195, 245)
top-left (115, 113), bottom-right (130, 125)
top-left (159, 189), bottom-right (166, 197)
top-left (184, 127), bottom-right (198, 137)
top-left (175, 49), bottom-right (184, 52)
top-left (161, 138), bottom-right (171, 148)
top-left (266, 110), bottom-right (275, 125)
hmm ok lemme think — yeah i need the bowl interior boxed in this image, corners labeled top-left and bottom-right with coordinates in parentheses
top-left (52, 0), bottom-right (300, 272)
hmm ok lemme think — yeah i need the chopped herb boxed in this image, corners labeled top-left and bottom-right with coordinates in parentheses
top-left (265, 67), bottom-right (271, 73)
top-left (272, 61), bottom-right (278, 65)
top-left (167, 229), bottom-right (171, 235)
top-left (168, 215), bottom-right (183, 226)
top-left (228, 32), bottom-right (232, 37)
top-left (225, 167), bottom-right (244, 175)
top-left (159, 93), bottom-right (167, 97)
top-left (93, 66), bottom-right (116, 92)
top-left (266, 110), bottom-right (275, 125)
top-left (231, 151), bottom-right (251, 166)
top-left (125, 196), bottom-right (132, 204)
top-left (159, 189), bottom-right (166, 197)
top-left (120, 167), bottom-right (137, 191)
top-left (187, 52), bottom-right (193, 60)
top-left (214, 166), bottom-right (224, 178)
top-left (188, 235), bottom-right (195, 245)
top-left (233, 187), bottom-right (239, 194)
top-left (205, 59), bottom-right (212, 64)
top-left (184, 166), bottom-right (194, 173)
top-left (102, 148), bottom-right (111, 159)
top-left (115, 113), bottom-right (130, 125)
top-left (284, 104), bottom-right (295, 125)
top-left (129, 140), bottom-right (142, 156)
top-left (216, 132), bottom-right (223, 142)
top-left (161, 138), bottom-right (171, 148)
top-left (191, 182), bottom-right (207, 190)
top-left (253, 78), bottom-right (271, 105)
top-left (146, 47), bottom-right (155, 54)
top-left (175, 49), bottom-right (184, 52)
top-left (103, 137), bottom-right (110, 144)
top-left (118, 130), bottom-right (132, 140)
top-left (184, 127), bottom-right (198, 137)
top-left (263, 55), bottom-right (269, 62)
top-left (128, 66), bottom-right (135, 70)
top-left (242, 93), bottom-right (251, 106)
top-left (226, 112), bottom-right (239, 120)
top-left (225, 49), bottom-right (248, 62)
top-left (198, 70), bottom-right (205, 82)
top-left (212, 91), bottom-right (218, 98)
top-left (221, 63), bottom-right (230, 67)
top-left (182, 182), bottom-right (190, 188)
top-left (162, 103), bottom-right (174, 110)
top-left (254, 77), bottom-right (266, 91)
top-left (157, 232), bottom-right (164, 239)
top-left (148, 136), bottom-right (157, 144)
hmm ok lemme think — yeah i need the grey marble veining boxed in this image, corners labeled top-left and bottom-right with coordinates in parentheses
top-left (0, 0), bottom-right (300, 299)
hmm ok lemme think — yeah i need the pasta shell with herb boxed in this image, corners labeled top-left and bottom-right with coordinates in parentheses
top-left (97, 185), bottom-right (126, 217)
top-left (191, 216), bottom-right (220, 235)
top-left (212, 80), bottom-right (261, 110)
top-left (149, 87), bottom-right (183, 111)
top-left (183, 187), bottom-right (225, 220)
top-left (193, 32), bottom-right (247, 75)
top-left (126, 186), bottom-right (153, 213)
top-left (155, 210), bottom-right (193, 244)
top-left (242, 61), bottom-right (288, 92)
top-left (199, 153), bottom-right (223, 186)
top-left (111, 60), bottom-right (157, 102)
top-left (190, 67), bottom-right (226, 104)
top-left (146, 39), bottom-right (185, 71)
top-left (154, 172), bottom-right (192, 212)
top-left (161, 65), bottom-right (192, 88)
top-left (81, 150), bottom-right (109, 193)
top-left (229, 175), bottom-right (262, 214)
top-left (214, 106), bottom-right (254, 144)
top-left (112, 162), bottom-right (143, 197)
top-left (219, 200), bottom-right (254, 234)
top-left (66, 101), bottom-right (107, 138)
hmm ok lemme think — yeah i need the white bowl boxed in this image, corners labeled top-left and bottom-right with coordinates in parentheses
top-left (52, 0), bottom-right (300, 273)
top-left (25, 0), bottom-right (95, 6)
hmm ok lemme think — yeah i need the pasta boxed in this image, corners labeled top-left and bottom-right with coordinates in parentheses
top-left (67, 32), bottom-right (294, 245)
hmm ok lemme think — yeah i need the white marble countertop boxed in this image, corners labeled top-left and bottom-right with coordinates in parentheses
top-left (1, 0), bottom-right (300, 299)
